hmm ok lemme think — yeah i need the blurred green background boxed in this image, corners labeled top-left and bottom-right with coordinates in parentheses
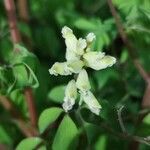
top-left (0, 0), bottom-right (150, 149)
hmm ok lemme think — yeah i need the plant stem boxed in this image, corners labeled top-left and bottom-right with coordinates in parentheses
top-left (4, 0), bottom-right (21, 46)
top-left (4, 0), bottom-right (38, 129)
top-left (107, 0), bottom-right (149, 82)
top-left (24, 87), bottom-right (37, 128)
top-left (107, 0), bottom-right (150, 148)
top-left (17, 0), bottom-right (29, 22)
top-left (107, 0), bottom-right (150, 108)
top-left (0, 95), bottom-right (38, 136)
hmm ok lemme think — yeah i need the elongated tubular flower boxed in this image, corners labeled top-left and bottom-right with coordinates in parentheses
top-left (83, 51), bottom-right (116, 70)
top-left (49, 62), bottom-right (72, 76)
top-left (76, 69), bottom-right (91, 93)
top-left (62, 26), bottom-right (88, 59)
top-left (81, 91), bottom-right (102, 115)
top-left (62, 80), bottom-right (77, 112)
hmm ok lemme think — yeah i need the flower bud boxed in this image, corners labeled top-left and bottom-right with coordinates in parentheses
top-left (62, 26), bottom-right (77, 52)
top-left (61, 26), bottom-right (73, 38)
top-left (86, 32), bottom-right (96, 43)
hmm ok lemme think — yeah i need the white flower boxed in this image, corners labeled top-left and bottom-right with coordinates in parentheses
top-left (62, 80), bottom-right (77, 112)
top-left (62, 26), bottom-right (87, 59)
top-left (62, 26), bottom-right (78, 53)
top-left (49, 62), bottom-right (72, 76)
top-left (76, 38), bottom-right (87, 55)
top-left (61, 26), bottom-right (73, 38)
top-left (65, 80), bottom-right (77, 99)
top-left (86, 32), bottom-right (96, 43)
top-left (76, 69), bottom-right (91, 93)
top-left (62, 98), bottom-right (75, 112)
top-left (83, 51), bottom-right (116, 70)
top-left (67, 60), bottom-right (84, 73)
top-left (65, 49), bottom-right (79, 61)
top-left (81, 91), bottom-right (101, 115)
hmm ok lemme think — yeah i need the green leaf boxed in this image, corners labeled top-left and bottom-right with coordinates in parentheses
top-left (38, 107), bottom-right (63, 133)
top-left (95, 135), bottom-right (107, 150)
top-left (13, 65), bottom-right (28, 88)
top-left (16, 137), bottom-right (46, 150)
top-left (120, 49), bottom-right (128, 63)
top-left (13, 63), bottom-right (39, 88)
top-left (9, 44), bottom-right (38, 72)
top-left (48, 85), bottom-right (65, 103)
top-left (94, 68), bottom-right (119, 89)
top-left (52, 115), bottom-right (78, 150)
top-left (143, 113), bottom-right (150, 125)
top-left (0, 125), bottom-right (12, 144)
top-left (74, 18), bottom-right (97, 30)
top-left (9, 89), bottom-right (27, 116)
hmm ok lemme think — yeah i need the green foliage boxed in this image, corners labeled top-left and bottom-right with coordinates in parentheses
top-left (16, 137), bottom-right (46, 150)
top-left (38, 107), bottom-right (63, 133)
top-left (0, 0), bottom-right (150, 149)
top-left (52, 115), bottom-right (78, 150)
top-left (0, 125), bottom-right (12, 145)
top-left (48, 85), bottom-right (66, 104)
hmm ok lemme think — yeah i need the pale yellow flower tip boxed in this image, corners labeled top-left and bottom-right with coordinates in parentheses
top-left (86, 32), bottom-right (96, 43)
top-left (82, 91), bottom-right (102, 115)
top-left (61, 26), bottom-right (73, 38)
top-left (83, 51), bottom-right (116, 70)
top-left (49, 62), bottom-right (72, 76)
top-left (76, 69), bottom-right (91, 93)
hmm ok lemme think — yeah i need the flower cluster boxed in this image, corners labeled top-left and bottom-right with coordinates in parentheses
top-left (49, 26), bottom-right (116, 115)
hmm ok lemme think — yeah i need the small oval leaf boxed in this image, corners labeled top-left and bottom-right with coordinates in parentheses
top-left (52, 115), bottom-right (78, 150)
top-left (38, 107), bottom-right (63, 133)
top-left (16, 137), bottom-right (46, 150)
top-left (48, 85), bottom-right (65, 103)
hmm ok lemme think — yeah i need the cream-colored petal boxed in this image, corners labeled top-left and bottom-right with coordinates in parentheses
top-left (49, 62), bottom-right (72, 76)
top-left (65, 49), bottom-right (80, 61)
top-left (76, 69), bottom-right (91, 92)
top-left (67, 60), bottom-right (84, 73)
top-left (86, 32), bottom-right (96, 43)
top-left (65, 80), bottom-right (77, 99)
top-left (61, 26), bottom-right (73, 38)
top-left (81, 91), bottom-right (101, 115)
top-left (62, 26), bottom-right (78, 52)
top-left (83, 51), bottom-right (116, 70)
top-left (62, 80), bottom-right (77, 112)
top-left (76, 38), bottom-right (87, 55)
top-left (62, 97), bottom-right (75, 112)
top-left (89, 55), bottom-right (116, 70)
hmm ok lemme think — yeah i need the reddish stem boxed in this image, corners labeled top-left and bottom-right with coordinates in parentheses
top-left (24, 87), bottom-right (37, 127)
top-left (4, 0), bottom-right (21, 45)
top-left (4, 0), bottom-right (38, 129)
